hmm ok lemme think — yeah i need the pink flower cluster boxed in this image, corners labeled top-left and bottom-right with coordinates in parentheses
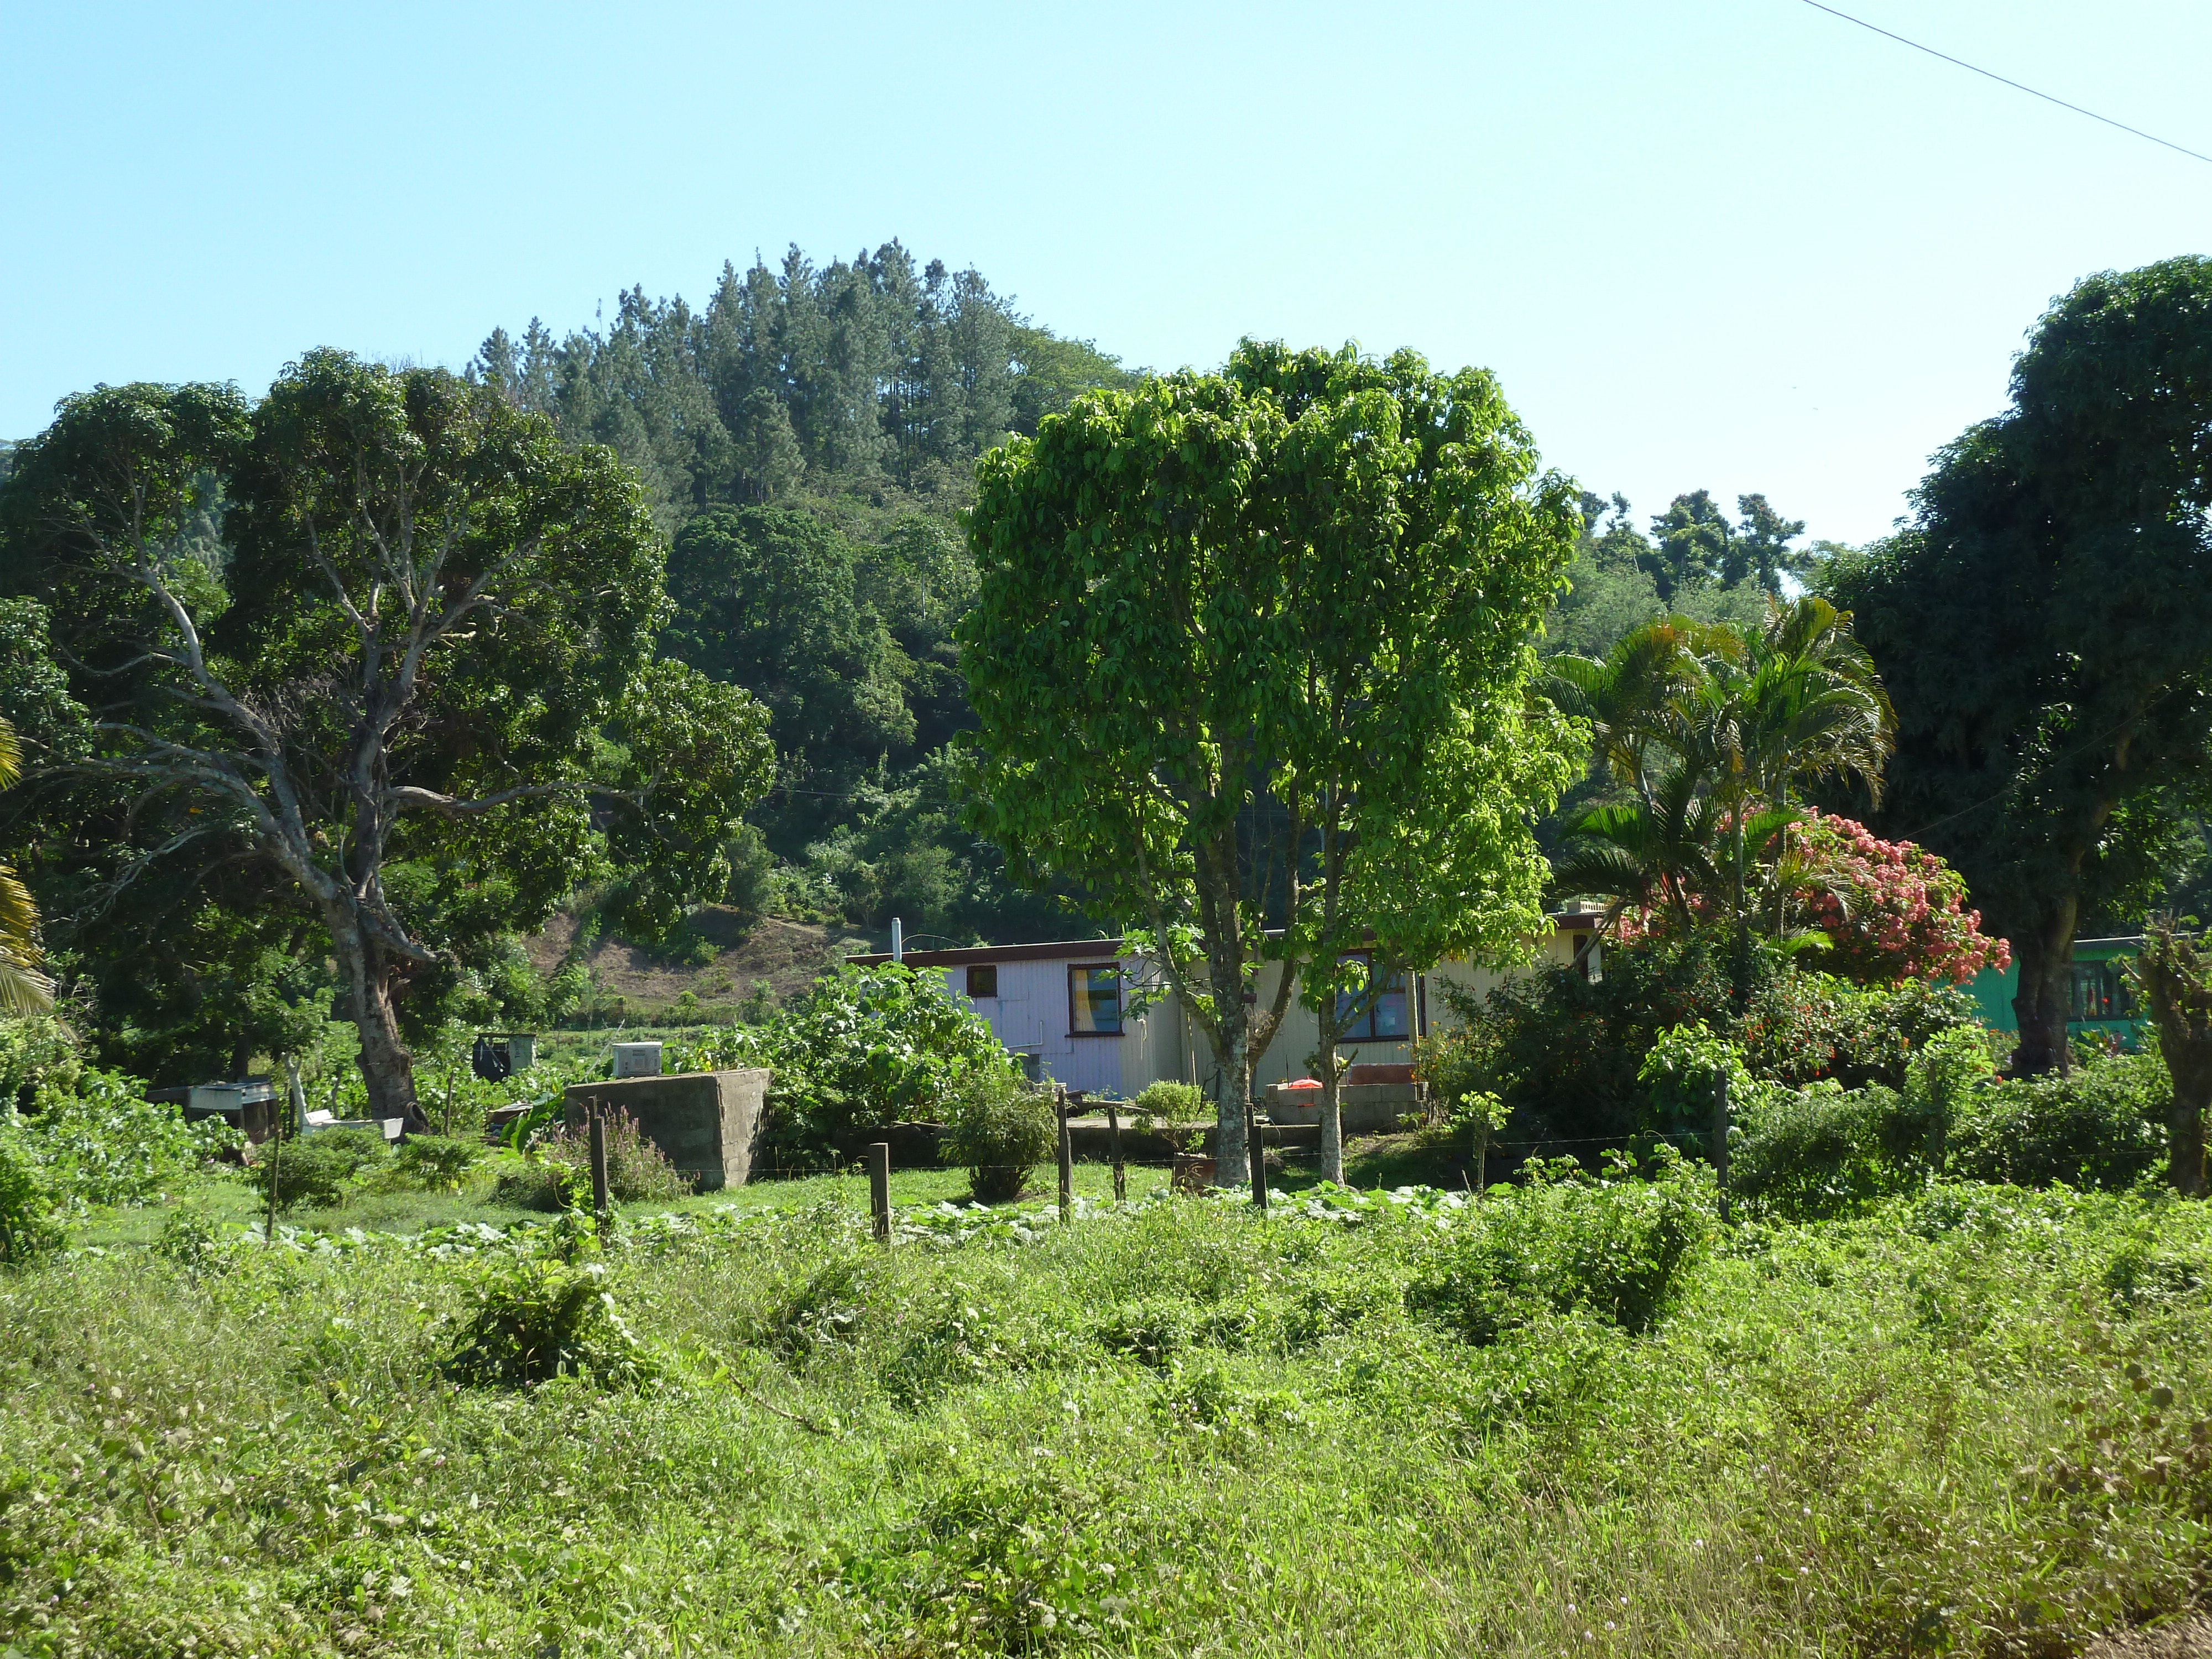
top-left (1788, 810), bottom-right (2010, 985)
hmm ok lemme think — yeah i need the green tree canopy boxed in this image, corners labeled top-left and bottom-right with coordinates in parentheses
top-left (1, 353), bottom-right (774, 1121)
top-left (962, 341), bottom-right (1578, 1184)
top-left (1830, 257), bottom-right (2212, 1074)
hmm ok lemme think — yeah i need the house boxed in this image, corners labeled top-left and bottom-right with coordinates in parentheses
top-left (1967, 935), bottom-right (2149, 1048)
top-left (848, 909), bottom-right (1606, 1099)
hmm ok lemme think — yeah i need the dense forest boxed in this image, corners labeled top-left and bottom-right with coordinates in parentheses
top-left (481, 247), bottom-right (1831, 954)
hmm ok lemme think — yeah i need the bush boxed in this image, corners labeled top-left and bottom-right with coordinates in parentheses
top-left (248, 1127), bottom-right (389, 1212)
top-left (1740, 971), bottom-right (1987, 1091)
top-left (0, 1129), bottom-right (61, 1264)
top-left (675, 963), bottom-right (1010, 1161)
top-left (1637, 1021), bottom-right (1762, 1142)
top-left (1442, 931), bottom-right (1994, 1159)
top-left (493, 1112), bottom-right (691, 1210)
top-left (0, 1016), bottom-right (81, 1112)
top-left (442, 1258), bottom-right (660, 1389)
top-left (371, 1134), bottom-right (483, 1193)
top-left (1731, 1082), bottom-right (1921, 1219)
top-left (21, 1070), bottom-right (234, 1207)
top-left (1949, 1051), bottom-right (2167, 1190)
top-left (1131, 1081), bottom-right (1203, 1121)
top-left (1409, 1150), bottom-right (1713, 1343)
top-left (941, 1066), bottom-right (1055, 1204)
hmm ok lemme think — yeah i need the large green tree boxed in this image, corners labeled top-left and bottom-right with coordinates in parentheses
top-left (962, 342), bottom-right (1577, 1185)
top-left (1, 354), bottom-right (774, 1123)
top-left (1830, 258), bottom-right (2212, 1074)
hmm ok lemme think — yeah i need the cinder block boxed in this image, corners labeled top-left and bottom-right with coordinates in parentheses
top-left (564, 1068), bottom-right (770, 1191)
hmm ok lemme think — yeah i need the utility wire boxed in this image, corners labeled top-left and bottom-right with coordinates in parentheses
top-left (1801, 0), bottom-right (2212, 168)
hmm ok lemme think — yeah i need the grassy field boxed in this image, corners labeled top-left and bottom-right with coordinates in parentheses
top-left (3, 1155), bottom-right (2209, 1657)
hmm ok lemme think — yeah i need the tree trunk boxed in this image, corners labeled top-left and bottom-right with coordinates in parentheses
top-left (1213, 1017), bottom-right (1251, 1190)
top-left (2010, 898), bottom-right (2079, 1077)
top-left (2135, 924), bottom-right (2212, 1199)
top-left (2169, 1082), bottom-right (2209, 1199)
top-left (1315, 989), bottom-right (1347, 1185)
top-left (331, 915), bottom-right (426, 1131)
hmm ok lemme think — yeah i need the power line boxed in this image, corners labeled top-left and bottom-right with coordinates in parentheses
top-left (1800, 0), bottom-right (2212, 168)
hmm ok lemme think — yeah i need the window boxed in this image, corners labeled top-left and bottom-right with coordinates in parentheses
top-left (1334, 952), bottom-right (1410, 1042)
top-left (1068, 964), bottom-right (1123, 1035)
top-left (2069, 961), bottom-right (2133, 1022)
top-left (966, 964), bottom-right (999, 999)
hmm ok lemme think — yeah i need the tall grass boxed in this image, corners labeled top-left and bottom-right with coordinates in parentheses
top-left (0, 1175), bottom-right (2206, 1656)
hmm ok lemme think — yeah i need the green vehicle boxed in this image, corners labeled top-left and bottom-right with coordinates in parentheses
top-left (1968, 935), bottom-right (2147, 1048)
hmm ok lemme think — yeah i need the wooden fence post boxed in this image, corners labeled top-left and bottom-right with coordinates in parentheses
top-left (588, 1104), bottom-right (611, 1223)
top-left (1104, 1096), bottom-right (1126, 1202)
top-left (1712, 1072), bottom-right (1730, 1224)
top-left (868, 1141), bottom-right (891, 1243)
top-left (1056, 1088), bottom-right (1073, 1220)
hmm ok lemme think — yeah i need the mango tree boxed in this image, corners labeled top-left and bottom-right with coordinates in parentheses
top-left (962, 341), bottom-right (1576, 1185)
top-left (1832, 258), bottom-right (2212, 1074)
top-left (1, 354), bottom-right (774, 1124)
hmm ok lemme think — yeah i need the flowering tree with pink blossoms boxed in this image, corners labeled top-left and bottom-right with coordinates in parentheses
top-left (1787, 810), bottom-right (2010, 985)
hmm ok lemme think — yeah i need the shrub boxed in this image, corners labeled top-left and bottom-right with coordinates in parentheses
top-left (1949, 1051), bottom-right (2167, 1190)
top-left (1409, 1150), bottom-right (1713, 1343)
top-left (442, 1258), bottom-right (660, 1389)
top-left (22, 1070), bottom-right (234, 1207)
top-left (1637, 1021), bottom-right (1762, 1142)
top-left (1740, 971), bottom-right (1987, 1091)
top-left (1131, 1081), bottom-right (1203, 1121)
top-left (0, 1128), bottom-right (61, 1264)
top-left (1783, 811), bottom-right (2011, 984)
top-left (249, 1127), bottom-right (388, 1212)
top-left (0, 1016), bottom-right (81, 1112)
top-left (494, 1112), bottom-right (691, 1210)
top-left (1731, 1082), bottom-right (1920, 1219)
top-left (941, 1065), bottom-right (1054, 1204)
top-left (1437, 933), bottom-right (1736, 1151)
top-left (677, 963), bottom-right (1010, 1160)
top-left (371, 1133), bottom-right (483, 1193)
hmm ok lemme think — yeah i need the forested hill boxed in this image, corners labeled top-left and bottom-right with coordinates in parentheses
top-left (466, 242), bottom-right (1139, 951)
top-left (469, 241), bottom-right (1139, 534)
top-left (467, 250), bottom-right (1838, 954)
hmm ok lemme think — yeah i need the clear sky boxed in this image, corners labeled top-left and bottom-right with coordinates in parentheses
top-left (4, 0), bottom-right (2206, 546)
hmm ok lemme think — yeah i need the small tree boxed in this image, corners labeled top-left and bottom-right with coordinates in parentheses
top-left (964, 343), bottom-right (1577, 1185)
top-left (3, 357), bottom-right (775, 1125)
top-left (1783, 811), bottom-right (2010, 986)
top-left (2128, 920), bottom-right (2211, 1197)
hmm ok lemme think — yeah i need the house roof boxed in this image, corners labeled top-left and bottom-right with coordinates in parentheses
top-left (848, 911), bottom-right (1600, 971)
top-left (845, 937), bottom-right (1129, 969)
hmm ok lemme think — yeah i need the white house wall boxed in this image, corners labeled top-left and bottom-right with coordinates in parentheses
top-left (925, 928), bottom-right (1592, 1101)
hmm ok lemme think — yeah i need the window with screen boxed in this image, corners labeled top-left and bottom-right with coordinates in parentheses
top-left (966, 964), bottom-right (998, 999)
top-left (1334, 952), bottom-right (1411, 1042)
top-left (1068, 965), bottom-right (1123, 1035)
top-left (2068, 961), bottom-right (2133, 1022)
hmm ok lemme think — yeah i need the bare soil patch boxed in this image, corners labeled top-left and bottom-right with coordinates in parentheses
top-left (524, 908), bottom-right (868, 1015)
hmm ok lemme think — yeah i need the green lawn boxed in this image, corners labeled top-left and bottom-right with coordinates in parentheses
top-left (8, 1160), bottom-right (2209, 1656)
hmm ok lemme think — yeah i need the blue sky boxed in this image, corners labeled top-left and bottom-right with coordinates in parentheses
top-left (4, 0), bottom-right (2206, 546)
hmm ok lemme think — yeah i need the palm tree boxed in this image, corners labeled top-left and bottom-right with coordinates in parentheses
top-left (1545, 599), bottom-right (1894, 998)
top-left (0, 718), bottom-right (54, 1016)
